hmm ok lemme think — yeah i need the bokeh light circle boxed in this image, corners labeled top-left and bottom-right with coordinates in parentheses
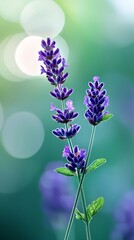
top-left (109, 0), bottom-right (134, 22)
top-left (20, 0), bottom-right (65, 38)
top-left (15, 35), bottom-right (69, 76)
top-left (0, 0), bottom-right (31, 22)
top-left (15, 36), bottom-right (43, 76)
top-left (2, 112), bottom-right (45, 159)
top-left (0, 34), bottom-right (30, 82)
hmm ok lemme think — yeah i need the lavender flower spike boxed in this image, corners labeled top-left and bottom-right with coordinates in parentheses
top-left (63, 145), bottom-right (86, 173)
top-left (52, 124), bottom-right (81, 140)
top-left (38, 38), bottom-right (68, 86)
top-left (84, 76), bottom-right (109, 125)
top-left (50, 100), bottom-right (78, 124)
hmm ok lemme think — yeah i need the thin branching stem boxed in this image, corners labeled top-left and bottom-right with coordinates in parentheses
top-left (60, 98), bottom-right (91, 239)
top-left (64, 126), bottom-right (96, 240)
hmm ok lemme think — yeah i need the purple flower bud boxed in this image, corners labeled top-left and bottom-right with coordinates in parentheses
top-left (62, 145), bottom-right (70, 157)
top-left (63, 145), bottom-right (86, 173)
top-left (38, 38), bottom-right (68, 86)
top-left (50, 103), bottom-right (57, 111)
top-left (40, 66), bottom-right (45, 75)
top-left (52, 124), bottom-right (80, 139)
top-left (93, 76), bottom-right (100, 82)
top-left (51, 102), bottom-right (78, 124)
top-left (65, 163), bottom-right (76, 172)
top-left (66, 100), bottom-right (74, 111)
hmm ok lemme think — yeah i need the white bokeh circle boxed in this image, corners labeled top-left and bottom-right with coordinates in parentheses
top-left (2, 112), bottom-right (45, 159)
top-left (0, 0), bottom-right (31, 22)
top-left (15, 35), bottom-right (69, 76)
top-left (0, 34), bottom-right (30, 82)
top-left (15, 35), bottom-right (43, 76)
top-left (109, 0), bottom-right (134, 23)
top-left (20, 0), bottom-right (65, 38)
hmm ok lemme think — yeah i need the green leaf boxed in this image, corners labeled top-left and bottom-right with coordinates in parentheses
top-left (86, 158), bottom-right (107, 174)
top-left (87, 197), bottom-right (104, 222)
top-left (54, 167), bottom-right (76, 176)
top-left (75, 208), bottom-right (85, 222)
top-left (101, 114), bottom-right (113, 122)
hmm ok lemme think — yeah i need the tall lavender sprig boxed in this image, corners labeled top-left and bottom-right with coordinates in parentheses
top-left (38, 37), bottom-right (90, 239)
top-left (38, 38), bottom-right (112, 240)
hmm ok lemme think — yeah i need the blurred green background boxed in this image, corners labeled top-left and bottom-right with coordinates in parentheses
top-left (0, 0), bottom-right (134, 239)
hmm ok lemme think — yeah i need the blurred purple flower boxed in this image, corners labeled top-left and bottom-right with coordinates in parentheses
top-left (111, 191), bottom-right (134, 240)
top-left (39, 162), bottom-right (74, 230)
top-left (84, 76), bottom-right (109, 125)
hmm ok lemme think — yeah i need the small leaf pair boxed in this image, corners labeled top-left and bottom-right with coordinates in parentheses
top-left (75, 197), bottom-right (104, 223)
top-left (55, 158), bottom-right (107, 177)
top-left (86, 197), bottom-right (104, 222)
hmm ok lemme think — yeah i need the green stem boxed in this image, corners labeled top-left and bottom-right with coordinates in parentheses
top-left (86, 222), bottom-right (91, 240)
top-left (64, 126), bottom-right (96, 240)
top-left (86, 126), bottom-right (96, 169)
top-left (66, 134), bottom-right (90, 239)
top-left (78, 172), bottom-right (91, 240)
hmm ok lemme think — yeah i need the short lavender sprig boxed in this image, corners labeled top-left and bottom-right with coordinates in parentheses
top-left (63, 75), bottom-right (110, 240)
top-left (84, 76), bottom-right (109, 125)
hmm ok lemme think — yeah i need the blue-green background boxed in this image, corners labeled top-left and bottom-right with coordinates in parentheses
top-left (0, 0), bottom-right (134, 239)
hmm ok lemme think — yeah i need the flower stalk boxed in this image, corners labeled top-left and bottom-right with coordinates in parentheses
top-left (64, 126), bottom-right (95, 240)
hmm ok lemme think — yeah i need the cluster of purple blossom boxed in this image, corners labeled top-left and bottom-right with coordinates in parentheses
top-left (38, 37), bottom-right (109, 173)
top-left (84, 76), bottom-right (109, 125)
top-left (111, 191), bottom-right (134, 240)
top-left (39, 162), bottom-right (74, 230)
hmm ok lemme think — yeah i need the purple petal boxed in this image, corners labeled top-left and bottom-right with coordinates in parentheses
top-left (50, 103), bottom-right (57, 111)
top-left (66, 100), bottom-right (74, 111)
top-left (93, 76), bottom-right (100, 82)
top-left (62, 145), bottom-right (70, 157)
